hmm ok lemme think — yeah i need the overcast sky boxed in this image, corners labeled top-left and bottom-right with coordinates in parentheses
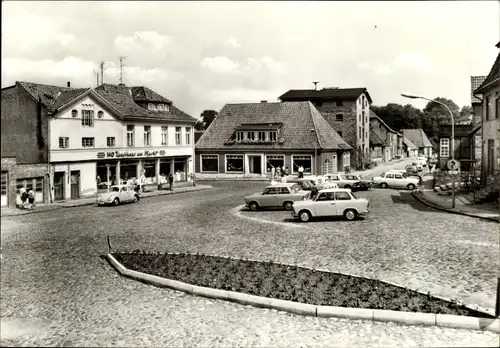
top-left (2, 1), bottom-right (499, 119)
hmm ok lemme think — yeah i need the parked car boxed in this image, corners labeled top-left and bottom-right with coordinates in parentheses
top-left (322, 173), bottom-right (361, 190)
top-left (372, 172), bottom-right (420, 190)
top-left (97, 185), bottom-right (140, 206)
top-left (412, 161), bottom-right (423, 171)
top-left (341, 174), bottom-right (372, 191)
top-left (405, 164), bottom-right (419, 175)
top-left (303, 176), bottom-right (339, 189)
top-left (292, 188), bottom-right (369, 222)
top-left (417, 157), bottom-right (428, 167)
top-left (244, 183), bottom-right (309, 211)
top-left (287, 178), bottom-right (324, 191)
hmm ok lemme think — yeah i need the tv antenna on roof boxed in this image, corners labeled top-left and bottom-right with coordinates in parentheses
top-left (119, 56), bottom-right (127, 85)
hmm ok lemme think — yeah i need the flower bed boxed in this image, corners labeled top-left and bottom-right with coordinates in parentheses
top-left (113, 252), bottom-right (493, 318)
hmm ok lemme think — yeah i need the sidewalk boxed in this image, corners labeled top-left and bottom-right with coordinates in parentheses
top-left (1, 184), bottom-right (213, 217)
top-left (412, 174), bottom-right (499, 223)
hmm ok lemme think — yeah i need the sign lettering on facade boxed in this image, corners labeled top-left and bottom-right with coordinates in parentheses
top-left (97, 150), bottom-right (166, 159)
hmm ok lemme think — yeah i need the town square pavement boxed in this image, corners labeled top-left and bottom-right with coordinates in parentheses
top-left (1, 176), bottom-right (499, 346)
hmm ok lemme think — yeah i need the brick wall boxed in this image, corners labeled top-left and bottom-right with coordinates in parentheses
top-left (1, 85), bottom-right (49, 164)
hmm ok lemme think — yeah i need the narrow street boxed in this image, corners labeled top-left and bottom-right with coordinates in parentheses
top-left (1, 171), bottom-right (498, 346)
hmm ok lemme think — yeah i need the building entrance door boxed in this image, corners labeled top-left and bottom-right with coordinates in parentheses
top-left (249, 155), bottom-right (262, 174)
top-left (53, 172), bottom-right (65, 201)
top-left (70, 171), bottom-right (80, 199)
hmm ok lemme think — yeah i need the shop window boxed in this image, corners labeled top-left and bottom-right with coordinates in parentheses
top-left (292, 155), bottom-right (312, 174)
top-left (175, 127), bottom-right (181, 145)
top-left (144, 125), bottom-right (151, 146)
top-left (16, 177), bottom-right (43, 201)
top-left (159, 159), bottom-right (171, 177)
top-left (143, 160), bottom-right (156, 179)
top-left (59, 137), bottom-right (69, 149)
top-left (266, 155), bottom-right (284, 172)
top-left (127, 125), bottom-right (135, 147)
top-left (71, 109), bottom-right (78, 118)
top-left (201, 155), bottom-right (218, 172)
top-left (336, 113), bottom-right (343, 121)
top-left (1, 172), bottom-right (7, 196)
top-left (185, 127), bottom-right (191, 145)
top-left (107, 137), bottom-right (115, 147)
top-left (120, 161), bottom-right (137, 181)
top-left (174, 160), bottom-right (187, 180)
top-left (226, 155), bottom-right (244, 172)
top-left (161, 126), bottom-right (168, 145)
top-left (81, 110), bottom-right (94, 127)
top-left (82, 137), bottom-right (95, 148)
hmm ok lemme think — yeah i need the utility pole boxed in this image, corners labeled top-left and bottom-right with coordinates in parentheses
top-left (119, 56), bottom-right (127, 85)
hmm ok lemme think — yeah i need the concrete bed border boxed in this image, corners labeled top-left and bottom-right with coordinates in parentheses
top-left (106, 253), bottom-right (499, 333)
top-left (411, 191), bottom-right (500, 223)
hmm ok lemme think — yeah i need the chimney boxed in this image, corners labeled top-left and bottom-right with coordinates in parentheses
top-left (119, 83), bottom-right (126, 87)
top-left (67, 81), bottom-right (71, 88)
top-left (313, 81), bottom-right (319, 90)
top-left (261, 100), bottom-right (267, 103)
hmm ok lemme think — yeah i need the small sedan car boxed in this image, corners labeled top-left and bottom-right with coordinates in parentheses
top-left (342, 174), bottom-right (372, 191)
top-left (322, 173), bottom-right (361, 190)
top-left (372, 172), bottom-right (420, 190)
top-left (97, 185), bottom-right (140, 206)
top-left (245, 183), bottom-right (309, 211)
top-left (287, 178), bottom-right (319, 191)
top-left (292, 188), bottom-right (369, 222)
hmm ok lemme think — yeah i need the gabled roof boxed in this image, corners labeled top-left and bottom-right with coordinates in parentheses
top-left (475, 50), bottom-right (500, 94)
top-left (131, 86), bottom-right (172, 103)
top-left (369, 129), bottom-right (384, 146)
top-left (401, 129), bottom-right (433, 148)
top-left (17, 81), bottom-right (77, 111)
top-left (51, 88), bottom-right (92, 110)
top-left (471, 76), bottom-right (486, 103)
top-left (94, 84), bottom-right (196, 123)
top-left (402, 136), bottom-right (418, 150)
top-left (369, 109), bottom-right (399, 134)
top-left (196, 101), bottom-right (352, 150)
top-left (279, 87), bottom-right (372, 103)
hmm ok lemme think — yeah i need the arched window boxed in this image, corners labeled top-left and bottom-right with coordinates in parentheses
top-left (71, 109), bottom-right (78, 118)
top-left (97, 111), bottom-right (104, 118)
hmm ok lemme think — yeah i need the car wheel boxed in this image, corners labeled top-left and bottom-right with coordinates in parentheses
top-left (113, 198), bottom-right (120, 206)
top-left (407, 183), bottom-right (416, 190)
top-left (132, 195), bottom-right (139, 203)
top-left (249, 202), bottom-right (259, 211)
top-left (344, 209), bottom-right (357, 221)
top-left (283, 201), bottom-right (293, 211)
top-left (381, 183), bottom-right (388, 188)
top-left (299, 210), bottom-right (311, 223)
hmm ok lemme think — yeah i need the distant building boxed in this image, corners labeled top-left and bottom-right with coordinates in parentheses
top-left (401, 129), bottom-right (433, 158)
top-left (369, 110), bottom-right (404, 163)
top-left (195, 101), bottom-right (352, 178)
top-left (402, 137), bottom-right (418, 157)
top-left (278, 86), bottom-right (372, 169)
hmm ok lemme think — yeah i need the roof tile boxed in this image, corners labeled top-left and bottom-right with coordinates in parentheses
top-left (401, 129), bottom-right (433, 148)
top-left (279, 87), bottom-right (372, 103)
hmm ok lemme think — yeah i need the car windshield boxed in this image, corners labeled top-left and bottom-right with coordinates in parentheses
top-left (111, 187), bottom-right (120, 192)
top-left (350, 192), bottom-right (358, 199)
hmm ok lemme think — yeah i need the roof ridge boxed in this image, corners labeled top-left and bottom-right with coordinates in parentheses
top-left (307, 102), bottom-right (323, 149)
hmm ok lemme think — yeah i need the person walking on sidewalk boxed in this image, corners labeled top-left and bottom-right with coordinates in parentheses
top-left (168, 173), bottom-right (174, 191)
top-left (298, 165), bottom-right (304, 178)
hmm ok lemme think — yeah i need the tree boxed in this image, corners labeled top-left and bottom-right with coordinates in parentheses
top-left (459, 105), bottom-right (472, 120)
top-left (195, 110), bottom-right (218, 131)
top-left (423, 97), bottom-right (460, 125)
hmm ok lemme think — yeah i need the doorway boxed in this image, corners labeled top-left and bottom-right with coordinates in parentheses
top-left (70, 171), bottom-right (80, 199)
top-left (53, 172), bottom-right (65, 201)
top-left (249, 155), bottom-right (262, 174)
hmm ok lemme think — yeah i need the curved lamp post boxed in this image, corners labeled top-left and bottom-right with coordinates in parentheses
top-left (311, 128), bottom-right (317, 175)
top-left (401, 93), bottom-right (456, 209)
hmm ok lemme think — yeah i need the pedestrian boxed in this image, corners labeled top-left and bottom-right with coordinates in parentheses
top-left (298, 165), bottom-right (304, 178)
top-left (28, 189), bottom-right (36, 209)
top-left (19, 188), bottom-right (29, 210)
top-left (140, 173), bottom-right (146, 192)
top-left (168, 173), bottom-right (174, 191)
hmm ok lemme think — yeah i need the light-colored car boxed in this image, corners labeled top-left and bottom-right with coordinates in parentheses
top-left (417, 157), bottom-right (428, 167)
top-left (322, 173), bottom-right (361, 190)
top-left (412, 161), bottom-right (423, 171)
top-left (292, 188), bottom-right (369, 222)
top-left (372, 172), bottom-right (419, 190)
top-left (97, 185), bottom-right (140, 206)
top-left (244, 183), bottom-right (309, 211)
top-left (303, 176), bottom-right (339, 189)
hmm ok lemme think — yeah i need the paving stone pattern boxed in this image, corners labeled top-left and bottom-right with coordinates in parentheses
top-left (1, 181), bottom-right (499, 347)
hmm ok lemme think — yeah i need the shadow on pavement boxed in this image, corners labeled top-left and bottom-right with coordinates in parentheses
top-left (390, 192), bottom-right (437, 212)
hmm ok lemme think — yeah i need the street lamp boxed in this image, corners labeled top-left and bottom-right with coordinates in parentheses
top-left (401, 93), bottom-right (456, 208)
top-left (311, 128), bottom-right (317, 175)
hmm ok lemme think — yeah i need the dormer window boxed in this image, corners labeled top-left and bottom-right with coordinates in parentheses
top-left (269, 131), bottom-right (277, 142)
top-left (148, 103), bottom-right (157, 111)
top-left (247, 131), bottom-right (255, 141)
top-left (258, 131), bottom-right (266, 141)
top-left (165, 104), bottom-right (170, 112)
top-left (158, 104), bottom-right (165, 111)
top-left (236, 131), bottom-right (244, 141)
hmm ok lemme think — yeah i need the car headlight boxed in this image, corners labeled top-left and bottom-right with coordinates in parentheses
top-left (107, 197), bottom-right (113, 202)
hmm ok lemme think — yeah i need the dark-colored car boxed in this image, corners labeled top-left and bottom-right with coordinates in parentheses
top-left (287, 178), bottom-right (325, 191)
top-left (344, 174), bottom-right (372, 191)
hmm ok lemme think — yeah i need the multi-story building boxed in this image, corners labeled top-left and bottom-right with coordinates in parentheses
top-left (278, 86), bottom-right (372, 169)
top-left (474, 42), bottom-right (500, 184)
top-left (195, 101), bottom-right (352, 178)
top-left (1, 81), bottom-right (196, 204)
